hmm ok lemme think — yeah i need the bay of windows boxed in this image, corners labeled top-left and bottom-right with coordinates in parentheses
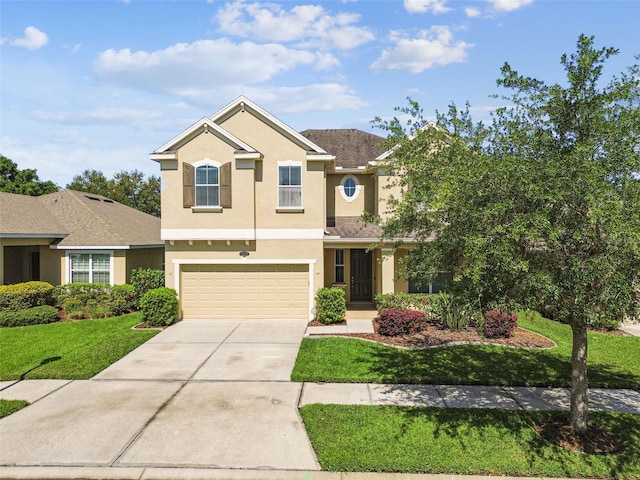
top-left (70, 253), bottom-right (111, 284)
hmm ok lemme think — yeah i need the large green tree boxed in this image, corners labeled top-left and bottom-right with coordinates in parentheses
top-left (0, 155), bottom-right (58, 195)
top-left (67, 169), bottom-right (160, 217)
top-left (373, 36), bottom-right (640, 433)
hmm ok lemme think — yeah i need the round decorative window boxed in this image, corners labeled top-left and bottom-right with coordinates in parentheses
top-left (343, 177), bottom-right (357, 198)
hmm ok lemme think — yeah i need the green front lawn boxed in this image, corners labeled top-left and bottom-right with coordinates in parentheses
top-left (0, 399), bottom-right (29, 418)
top-left (292, 314), bottom-right (640, 388)
top-left (0, 312), bottom-right (158, 380)
top-left (301, 405), bottom-right (640, 478)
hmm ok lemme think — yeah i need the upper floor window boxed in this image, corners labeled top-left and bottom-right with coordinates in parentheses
top-left (278, 165), bottom-right (302, 208)
top-left (339, 175), bottom-right (360, 202)
top-left (195, 165), bottom-right (219, 206)
top-left (70, 252), bottom-right (111, 284)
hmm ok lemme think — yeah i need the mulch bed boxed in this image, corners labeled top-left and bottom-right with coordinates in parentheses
top-left (310, 319), bottom-right (556, 350)
top-left (535, 420), bottom-right (624, 454)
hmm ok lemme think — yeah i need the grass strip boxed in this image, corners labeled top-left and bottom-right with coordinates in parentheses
top-left (300, 404), bottom-right (640, 478)
top-left (0, 312), bottom-right (158, 380)
top-left (292, 315), bottom-right (640, 388)
top-left (0, 399), bottom-right (29, 418)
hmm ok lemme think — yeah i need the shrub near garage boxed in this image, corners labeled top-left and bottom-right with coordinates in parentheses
top-left (140, 287), bottom-right (178, 327)
top-left (0, 281), bottom-right (54, 311)
top-left (130, 268), bottom-right (165, 308)
top-left (316, 287), bottom-right (347, 324)
top-left (377, 308), bottom-right (427, 336)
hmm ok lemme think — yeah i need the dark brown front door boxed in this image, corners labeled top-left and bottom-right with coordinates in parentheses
top-left (350, 249), bottom-right (372, 302)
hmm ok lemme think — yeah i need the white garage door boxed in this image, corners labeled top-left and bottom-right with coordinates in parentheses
top-left (180, 264), bottom-right (309, 319)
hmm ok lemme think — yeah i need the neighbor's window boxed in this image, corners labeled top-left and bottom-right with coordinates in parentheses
top-left (408, 272), bottom-right (452, 294)
top-left (335, 249), bottom-right (345, 283)
top-left (70, 253), bottom-right (111, 284)
top-left (278, 165), bottom-right (302, 208)
top-left (195, 165), bottom-right (219, 206)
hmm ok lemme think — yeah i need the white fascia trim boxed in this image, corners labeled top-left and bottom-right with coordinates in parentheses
top-left (173, 258), bottom-right (317, 320)
top-left (150, 152), bottom-right (177, 161)
top-left (306, 154), bottom-right (335, 162)
top-left (335, 166), bottom-right (367, 171)
top-left (161, 229), bottom-right (325, 241)
top-left (173, 258), bottom-right (317, 265)
top-left (234, 152), bottom-right (263, 160)
top-left (162, 229), bottom-right (255, 241)
top-left (211, 96), bottom-right (328, 154)
top-left (52, 245), bottom-right (131, 250)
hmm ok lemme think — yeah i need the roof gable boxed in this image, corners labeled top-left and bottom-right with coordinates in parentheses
top-left (212, 96), bottom-right (329, 155)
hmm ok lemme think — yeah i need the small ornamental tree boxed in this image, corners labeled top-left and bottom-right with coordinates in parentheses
top-left (373, 36), bottom-right (640, 434)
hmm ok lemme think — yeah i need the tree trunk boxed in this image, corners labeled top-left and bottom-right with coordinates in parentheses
top-left (570, 320), bottom-right (589, 433)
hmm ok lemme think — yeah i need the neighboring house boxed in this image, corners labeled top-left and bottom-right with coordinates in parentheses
top-left (0, 190), bottom-right (163, 286)
top-left (151, 96), bottom-right (443, 320)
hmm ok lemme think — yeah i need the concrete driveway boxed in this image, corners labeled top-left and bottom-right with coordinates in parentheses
top-left (0, 318), bottom-right (319, 471)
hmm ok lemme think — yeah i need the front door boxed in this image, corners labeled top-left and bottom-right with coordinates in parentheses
top-left (350, 249), bottom-right (372, 302)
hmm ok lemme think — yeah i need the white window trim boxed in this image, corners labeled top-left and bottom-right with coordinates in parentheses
top-left (194, 158), bottom-right (222, 208)
top-left (277, 160), bottom-right (303, 209)
top-left (338, 175), bottom-right (361, 203)
top-left (65, 250), bottom-right (114, 286)
top-left (172, 258), bottom-right (317, 320)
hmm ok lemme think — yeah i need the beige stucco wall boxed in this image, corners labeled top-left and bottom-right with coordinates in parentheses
top-left (376, 173), bottom-right (403, 221)
top-left (125, 248), bottom-right (164, 283)
top-left (40, 248), bottom-right (62, 285)
top-left (327, 173), bottom-right (375, 218)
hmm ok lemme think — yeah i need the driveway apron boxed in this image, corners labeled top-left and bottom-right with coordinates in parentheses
top-left (0, 318), bottom-right (320, 471)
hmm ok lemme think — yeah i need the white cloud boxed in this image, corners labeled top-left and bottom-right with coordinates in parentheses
top-left (242, 84), bottom-right (368, 113)
top-left (94, 38), bottom-right (335, 96)
top-left (490, 0), bottom-right (533, 12)
top-left (371, 26), bottom-right (473, 73)
top-left (213, 1), bottom-right (374, 50)
top-left (31, 108), bottom-right (164, 125)
top-left (42, 129), bottom-right (88, 145)
top-left (9, 26), bottom-right (48, 50)
top-left (404, 0), bottom-right (451, 14)
top-left (464, 6), bottom-right (481, 17)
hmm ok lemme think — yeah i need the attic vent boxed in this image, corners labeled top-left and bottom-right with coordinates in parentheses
top-left (103, 199), bottom-right (114, 203)
top-left (85, 195), bottom-right (100, 201)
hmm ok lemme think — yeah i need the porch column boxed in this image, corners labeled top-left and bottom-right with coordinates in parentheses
top-left (381, 248), bottom-right (395, 294)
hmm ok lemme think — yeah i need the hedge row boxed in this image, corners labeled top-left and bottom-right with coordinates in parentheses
top-left (0, 305), bottom-right (58, 327)
top-left (0, 281), bottom-right (54, 311)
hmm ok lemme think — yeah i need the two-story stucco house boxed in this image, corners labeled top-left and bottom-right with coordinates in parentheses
top-left (151, 96), bottom-right (440, 320)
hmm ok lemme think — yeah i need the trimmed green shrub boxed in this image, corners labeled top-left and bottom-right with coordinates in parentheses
top-left (374, 293), bottom-right (435, 313)
top-left (0, 281), bottom-right (54, 311)
top-left (315, 287), bottom-right (347, 324)
top-left (130, 268), bottom-right (165, 307)
top-left (53, 283), bottom-right (112, 307)
top-left (140, 287), bottom-right (177, 327)
top-left (111, 284), bottom-right (136, 315)
top-left (0, 305), bottom-right (58, 327)
top-left (377, 308), bottom-right (427, 336)
top-left (483, 310), bottom-right (518, 338)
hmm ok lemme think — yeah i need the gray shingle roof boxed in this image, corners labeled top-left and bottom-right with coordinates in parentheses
top-left (325, 216), bottom-right (383, 239)
top-left (0, 190), bottom-right (161, 247)
top-left (299, 129), bottom-right (386, 169)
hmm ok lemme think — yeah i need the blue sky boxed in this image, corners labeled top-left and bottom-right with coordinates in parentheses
top-left (1, 0), bottom-right (638, 187)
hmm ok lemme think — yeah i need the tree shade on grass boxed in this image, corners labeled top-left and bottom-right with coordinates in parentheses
top-left (300, 405), bottom-right (640, 478)
top-left (292, 314), bottom-right (640, 389)
top-left (0, 313), bottom-right (157, 380)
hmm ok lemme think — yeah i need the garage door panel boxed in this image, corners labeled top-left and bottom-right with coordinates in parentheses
top-left (181, 264), bottom-right (309, 319)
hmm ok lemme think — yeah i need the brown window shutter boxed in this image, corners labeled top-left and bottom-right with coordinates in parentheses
top-left (220, 162), bottom-right (232, 208)
top-left (183, 162), bottom-right (194, 208)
